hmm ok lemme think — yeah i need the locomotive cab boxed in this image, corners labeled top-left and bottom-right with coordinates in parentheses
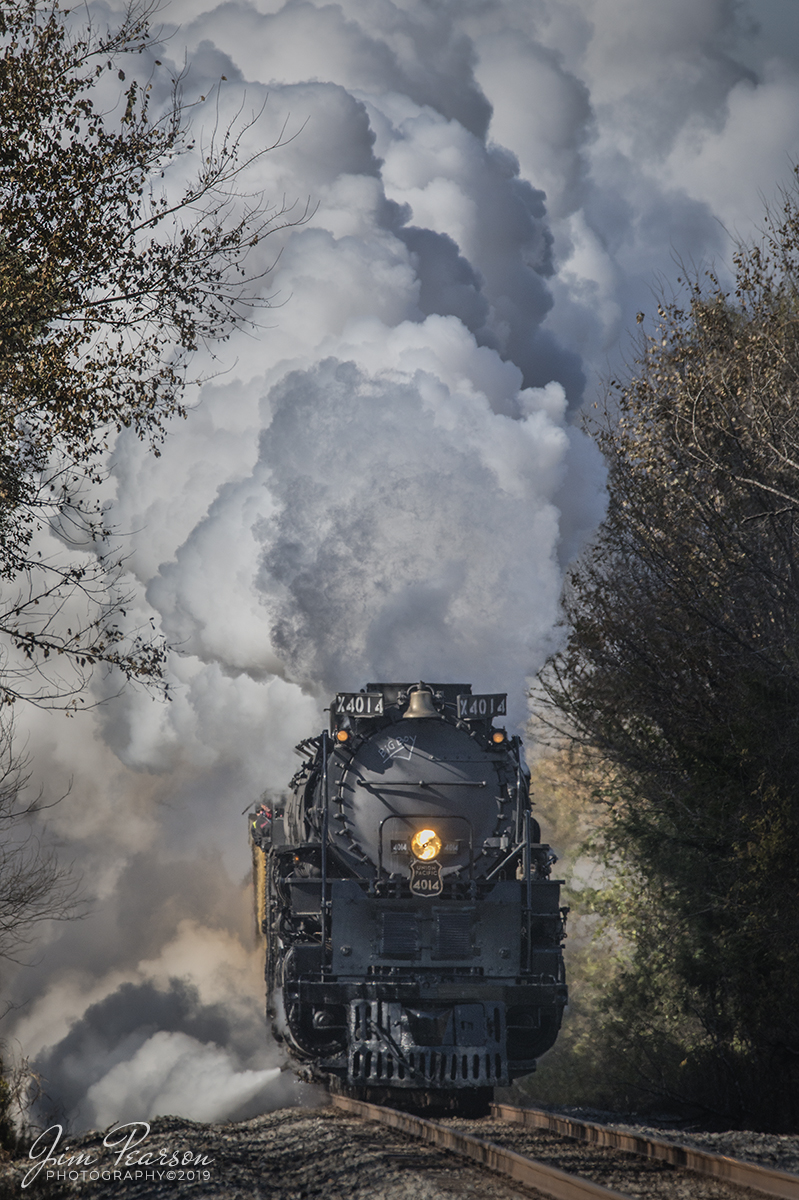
top-left (250, 682), bottom-right (567, 1112)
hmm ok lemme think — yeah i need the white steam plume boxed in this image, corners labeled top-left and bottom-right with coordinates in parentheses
top-left (5, 0), bottom-right (799, 1130)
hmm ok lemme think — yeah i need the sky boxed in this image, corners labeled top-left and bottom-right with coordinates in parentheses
top-left (6, 0), bottom-right (799, 1130)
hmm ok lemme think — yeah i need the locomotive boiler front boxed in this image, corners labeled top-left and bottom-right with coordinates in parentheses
top-left (252, 681), bottom-right (567, 1111)
top-left (329, 702), bottom-right (516, 887)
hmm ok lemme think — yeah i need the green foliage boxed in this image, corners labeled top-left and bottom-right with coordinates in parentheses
top-left (0, 0), bottom-right (297, 707)
top-left (505, 753), bottom-right (641, 1113)
top-left (536, 175), bottom-right (799, 1128)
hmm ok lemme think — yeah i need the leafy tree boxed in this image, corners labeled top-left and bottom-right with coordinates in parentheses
top-left (507, 749), bottom-right (630, 1112)
top-left (537, 177), bottom-right (799, 1128)
top-left (0, 0), bottom-right (299, 708)
top-left (0, 2), bottom-right (302, 1117)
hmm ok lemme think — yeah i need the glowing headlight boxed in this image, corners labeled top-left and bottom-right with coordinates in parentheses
top-left (411, 829), bottom-right (442, 860)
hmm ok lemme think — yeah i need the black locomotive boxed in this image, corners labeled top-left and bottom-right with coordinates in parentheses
top-left (250, 682), bottom-right (567, 1111)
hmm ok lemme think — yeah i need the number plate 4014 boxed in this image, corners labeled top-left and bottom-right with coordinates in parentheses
top-left (456, 693), bottom-right (507, 719)
top-left (334, 692), bottom-right (384, 717)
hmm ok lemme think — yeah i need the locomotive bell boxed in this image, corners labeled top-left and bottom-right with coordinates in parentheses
top-left (403, 687), bottom-right (438, 718)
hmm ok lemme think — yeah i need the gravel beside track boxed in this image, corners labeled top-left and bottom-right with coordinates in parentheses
top-left (0, 1107), bottom-right (550, 1200)
top-left (3, 1103), bottom-right (799, 1200)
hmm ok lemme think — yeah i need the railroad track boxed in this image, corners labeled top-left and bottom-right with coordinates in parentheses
top-left (491, 1103), bottom-right (799, 1199)
top-left (332, 1093), bottom-right (799, 1200)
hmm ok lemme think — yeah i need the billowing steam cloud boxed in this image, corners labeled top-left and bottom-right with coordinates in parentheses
top-left (6, 0), bottom-right (799, 1130)
top-left (33, 979), bottom-right (292, 1128)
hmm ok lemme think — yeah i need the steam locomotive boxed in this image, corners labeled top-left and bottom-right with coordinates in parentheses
top-left (250, 682), bottom-right (567, 1111)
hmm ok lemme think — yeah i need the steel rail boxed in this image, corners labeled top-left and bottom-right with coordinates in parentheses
top-left (491, 1103), bottom-right (799, 1200)
top-left (331, 1094), bottom-right (633, 1200)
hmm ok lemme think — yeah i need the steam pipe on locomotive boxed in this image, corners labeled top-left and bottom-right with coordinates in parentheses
top-left (249, 682), bottom-right (567, 1113)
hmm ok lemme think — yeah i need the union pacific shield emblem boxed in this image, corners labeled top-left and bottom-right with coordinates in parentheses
top-left (409, 859), bottom-right (443, 897)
